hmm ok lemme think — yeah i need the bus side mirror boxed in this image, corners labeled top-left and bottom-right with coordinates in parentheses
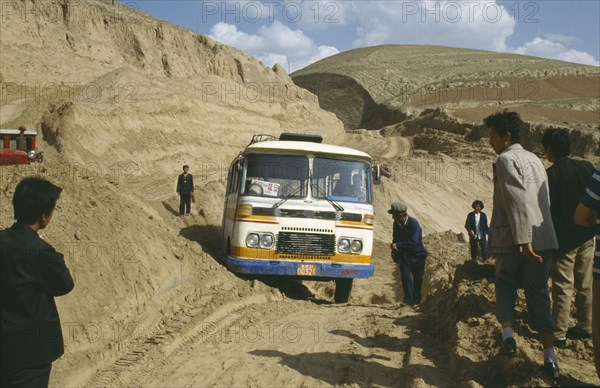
top-left (235, 155), bottom-right (244, 171)
top-left (373, 164), bottom-right (381, 185)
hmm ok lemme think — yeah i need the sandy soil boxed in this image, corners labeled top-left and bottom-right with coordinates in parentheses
top-left (1, 1), bottom-right (599, 387)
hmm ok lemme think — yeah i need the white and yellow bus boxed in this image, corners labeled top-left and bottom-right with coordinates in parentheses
top-left (222, 133), bottom-right (380, 303)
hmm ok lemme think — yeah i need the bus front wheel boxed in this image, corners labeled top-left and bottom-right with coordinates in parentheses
top-left (220, 237), bottom-right (230, 265)
top-left (334, 278), bottom-right (353, 303)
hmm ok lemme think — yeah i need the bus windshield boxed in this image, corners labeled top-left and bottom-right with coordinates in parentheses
top-left (243, 154), bottom-right (309, 198)
top-left (312, 157), bottom-right (372, 204)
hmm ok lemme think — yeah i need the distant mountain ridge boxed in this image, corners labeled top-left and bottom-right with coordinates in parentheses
top-left (292, 45), bottom-right (599, 133)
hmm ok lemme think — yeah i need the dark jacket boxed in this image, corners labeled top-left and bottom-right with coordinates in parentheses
top-left (464, 211), bottom-right (489, 240)
top-left (0, 223), bottom-right (74, 368)
top-left (392, 216), bottom-right (428, 261)
top-left (176, 173), bottom-right (194, 194)
top-left (547, 157), bottom-right (595, 253)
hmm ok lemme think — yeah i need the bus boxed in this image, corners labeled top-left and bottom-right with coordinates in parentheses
top-left (0, 128), bottom-right (43, 166)
top-left (221, 133), bottom-right (380, 303)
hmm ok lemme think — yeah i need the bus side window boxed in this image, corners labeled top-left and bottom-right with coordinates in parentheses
top-left (0, 138), bottom-right (4, 149)
top-left (9, 138), bottom-right (16, 149)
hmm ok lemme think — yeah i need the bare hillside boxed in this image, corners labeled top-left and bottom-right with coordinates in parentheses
top-left (1, 0), bottom-right (342, 385)
top-left (1, 2), bottom-right (599, 387)
top-left (292, 45), bottom-right (599, 143)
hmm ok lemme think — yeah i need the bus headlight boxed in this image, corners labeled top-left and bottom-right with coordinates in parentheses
top-left (350, 239), bottom-right (363, 254)
top-left (338, 238), bottom-right (350, 253)
top-left (246, 233), bottom-right (274, 249)
top-left (246, 233), bottom-right (260, 247)
top-left (27, 150), bottom-right (37, 160)
top-left (338, 238), bottom-right (363, 254)
top-left (260, 234), bottom-right (274, 249)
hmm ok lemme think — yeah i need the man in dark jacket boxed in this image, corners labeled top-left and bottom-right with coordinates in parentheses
top-left (464, 199), bottom-right (489, 262)
top-left (542, 127), bottom-right (596, 348)
top-left (0, 177), bottom-right (74, 387)
top-left (16, 125), bottom-right (28, 152)
top-left (389, 201), bottom-right (428, 306)
top-left (176, 165), bottom-right (194, 216)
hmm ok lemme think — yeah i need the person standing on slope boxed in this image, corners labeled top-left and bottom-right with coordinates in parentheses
top-left (485, 110), bottom-right (559, 378)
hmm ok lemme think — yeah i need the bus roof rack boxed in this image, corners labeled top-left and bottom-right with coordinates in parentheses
top-left (279, 133), bottom-right (323, 143)
top-left (0, 128), bottom-right (38, 135)
top-left (249, 134), bottom-right (278, 145)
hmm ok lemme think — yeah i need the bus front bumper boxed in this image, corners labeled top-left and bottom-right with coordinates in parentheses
top-left (226, 256), bottom-right (374, 279)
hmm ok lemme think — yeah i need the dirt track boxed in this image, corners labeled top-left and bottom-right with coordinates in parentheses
top-left (84, 239), bottom-right (453, 387)
top-left (81, 230), bottom-right (600, 387)
top-left (1, 2), bottom-right (599, 385)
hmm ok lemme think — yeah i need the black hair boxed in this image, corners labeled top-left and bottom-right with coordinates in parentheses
top-left (541, 127), bottom-right (570, 159)
top-left (13, 177), bottom-right (62, 224)
top-left (183, 165), bottom-right (189, 170)
top-left (483, 109), bottom-right (523, 144)
top-left (472, 200), bottom-right (484, 210)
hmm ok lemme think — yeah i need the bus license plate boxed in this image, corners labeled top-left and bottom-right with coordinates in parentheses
top-left (297, 264), bottom-right (316, 276)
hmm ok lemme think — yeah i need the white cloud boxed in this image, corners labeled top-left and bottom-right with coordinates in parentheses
top-left (318, 1), bottom-right (517, 52)
top-left (208, 1), bottom-right (598, 70)
top-left (514, 37), bottom-right (599, 66)
top-left (209, 21), bottom-right (339, 72)
top-left (297, 0), bottom-right (598, 67)
top-left (543, 33), bottom-right (578, 45)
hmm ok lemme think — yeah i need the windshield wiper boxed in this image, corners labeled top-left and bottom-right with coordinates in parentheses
top-left (272, 186), bottom-right (304, 210)
top-left (311, 183), bottom-right (345, 212)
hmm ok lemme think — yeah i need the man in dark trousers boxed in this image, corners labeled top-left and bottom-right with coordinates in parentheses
top-left (574, 168), bottom-right (600, 379)
top-left (389, 201), bottom-right (428, 306)
top-left (486, 110), bottom-right (559, 378)
top-left (464, 199), bottom-right (489, 262)
top-left (542, 127), bottom-right (596, 348)
top-left (0, 177), bottom-right (74, 387)
top-left (176, 165), bottom-right (194, 216)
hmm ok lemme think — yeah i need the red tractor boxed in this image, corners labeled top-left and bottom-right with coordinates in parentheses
top-left (0, 128), bottom-right (44, 166)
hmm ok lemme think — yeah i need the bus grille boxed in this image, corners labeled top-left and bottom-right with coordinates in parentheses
top-left (276, 232), bottom-right (335, 256)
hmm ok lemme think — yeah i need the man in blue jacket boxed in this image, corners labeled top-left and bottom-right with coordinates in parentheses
top-left (464, 199), bottom-right (489, 262)
top-left (1, 177), bottom-right (74, 387)
top-left (389, 201), bottom-right (428, 306)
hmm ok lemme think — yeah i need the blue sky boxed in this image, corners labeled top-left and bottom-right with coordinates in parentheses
top-left (129, 1), bottom-right (600, 72)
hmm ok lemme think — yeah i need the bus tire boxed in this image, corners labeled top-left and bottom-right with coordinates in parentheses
top-left (220, 237), bottom-right (230, 265)
top-left (334, 278), bottom-right (353, 303)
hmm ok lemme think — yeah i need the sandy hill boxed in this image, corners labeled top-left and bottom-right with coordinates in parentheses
top-left (1, 2), bottom-right (599, 387)
top-left (1, 0), bottom-right (342, 384)
top-left (292, 45), bottom-right (599, 148)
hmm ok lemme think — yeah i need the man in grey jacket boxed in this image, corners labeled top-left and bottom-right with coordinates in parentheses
top-left (485, 110), bottom-right (560, 378)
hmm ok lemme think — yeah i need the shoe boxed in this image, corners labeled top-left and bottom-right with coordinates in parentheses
top-left (501, 337), bottom-right (517, 355)
top-left (554, 338), bottom-right (567, 349)
top-left (567, 327), bottom-right (592, 340)
top-left (543, 360), bottom-right (560, 379)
